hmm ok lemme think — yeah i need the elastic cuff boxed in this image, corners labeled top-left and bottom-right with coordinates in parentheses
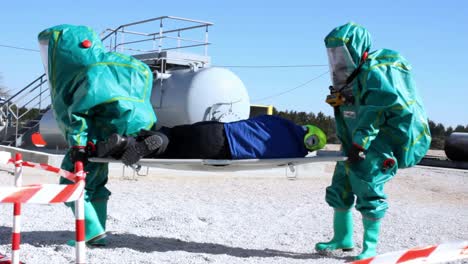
top-left (87, 141), bottom-right (96, 152)
top-left (383, 158), bottom-right (395, 169)
top-left (362, 215), bottom-right (382, 221)
top-left (352, 143), bottom-right (364, 151)
top-left (334, 208), bottom-right (352, 212)
top-left (352, 131), bottom-right (371, 150)
top-left (362, 211), bottom-right (385, 221)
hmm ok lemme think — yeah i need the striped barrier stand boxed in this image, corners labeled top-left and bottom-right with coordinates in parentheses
top-left (12, 153), bottom-right (23, 264)
top-left (351, 240), bottom-right (468, 264)
top-left (0, 154), bottom-right (86, 264)
top-left (74, 161), bottom-right (86, 264)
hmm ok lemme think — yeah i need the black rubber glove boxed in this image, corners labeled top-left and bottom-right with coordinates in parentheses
top-left (70, 147), bottom-right (88, 166)
top-left (347, 144), bottom-right (365, 163)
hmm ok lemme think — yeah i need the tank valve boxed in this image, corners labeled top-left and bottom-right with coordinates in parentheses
top-left (153, 70), bottom-right (172, 80)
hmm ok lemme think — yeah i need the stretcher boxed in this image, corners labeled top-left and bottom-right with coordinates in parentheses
top-left (89, 150), bottom-right (346, 172)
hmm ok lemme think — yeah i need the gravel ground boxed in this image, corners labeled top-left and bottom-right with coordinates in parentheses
top-left (0, 161), bottom-right (467, 264)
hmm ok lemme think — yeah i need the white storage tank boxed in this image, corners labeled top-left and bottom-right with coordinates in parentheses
top-left (152, 67), bottom-right (250, 128)
top-left (38, 66), bottom-right (250, 148)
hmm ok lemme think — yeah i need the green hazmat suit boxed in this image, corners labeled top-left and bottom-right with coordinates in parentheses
top-left (317, 22), bottom-right (431, 259)
top-left (324, 22), bottom-right (430, 219)
top-left (38, 24), bottom-right (156, 243)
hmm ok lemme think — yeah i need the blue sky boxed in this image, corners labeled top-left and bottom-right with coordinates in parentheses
top-left (0, 0), bottom-right (466, 127)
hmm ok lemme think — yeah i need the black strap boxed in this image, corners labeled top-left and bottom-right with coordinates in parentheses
top-left (337, 51), bottom-right (369, 93)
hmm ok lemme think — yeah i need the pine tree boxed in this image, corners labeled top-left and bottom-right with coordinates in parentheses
top-left (454, 125), bottom-right (465, 132)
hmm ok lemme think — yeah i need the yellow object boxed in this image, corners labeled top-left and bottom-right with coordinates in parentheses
top-left (326, 92), bottom-right (346, 107)
top-left (250, 104), bottom-right (273, 117)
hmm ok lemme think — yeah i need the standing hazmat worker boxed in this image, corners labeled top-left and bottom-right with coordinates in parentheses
top-left (315, 22), bottom-right (431, 260)
top-left (38, 25), bottom-right (158, 246)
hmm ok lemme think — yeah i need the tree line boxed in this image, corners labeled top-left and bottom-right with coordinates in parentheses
top-left (273, 109), bottom-right (468, 150)
top-left (428, 121), bottom-right (468, 149)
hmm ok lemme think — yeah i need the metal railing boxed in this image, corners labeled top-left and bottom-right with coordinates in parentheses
top-left (100, 16), bottom-right (213, 56)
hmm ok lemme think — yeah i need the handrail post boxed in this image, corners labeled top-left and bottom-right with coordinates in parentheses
top-left (158, 19), bottom-right (163, 52)
top-left (114, 31), bottom-right (118, 52)
top-left (120, 27), bottom-right (125, 53)
top-left (39, 76), bottom-right (43, 110)
top-left (15, 106), bottom-right (19, 146)
top-left (177, 30), bottom-right (181, 48)
top-left (205, 25), bottom-right (209, 56)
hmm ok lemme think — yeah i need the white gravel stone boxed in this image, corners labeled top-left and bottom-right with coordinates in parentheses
top-left (1, 162), bottom-right (467, 263)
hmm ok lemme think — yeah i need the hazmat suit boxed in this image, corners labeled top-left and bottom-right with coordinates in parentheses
top-left (38, 25), bottom-right (156, 245)
top-left (315, 23), bottom-right (431, 260)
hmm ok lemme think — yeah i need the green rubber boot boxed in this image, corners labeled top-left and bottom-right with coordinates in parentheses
top-left (67, 200), bottom-right (107, 246)
top-left (90, 200), bottom-right (108, 246)
top-left (355, 217), bottom-right (381, 260)
top-left (315, 210), bottom-right (354, 252)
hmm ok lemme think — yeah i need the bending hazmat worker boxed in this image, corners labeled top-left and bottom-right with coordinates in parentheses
top-left (315, 22), bottom-right (431, 260)
top-left (38, 25), bottom-right (161, 246)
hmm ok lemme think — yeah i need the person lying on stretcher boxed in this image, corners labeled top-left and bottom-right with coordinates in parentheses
top-left (94, 115), bottom-right (327, 166)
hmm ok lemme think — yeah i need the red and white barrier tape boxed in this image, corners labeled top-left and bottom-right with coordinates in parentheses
top-left (0, 181), bottom-right (85, 204)
top-left (8, 159), bottom-right (79, 182)
top-left (0, 254), bottom-right (23, 264)
top-left (0, 253), bottom-right (8, 262)
top-left (351, 241), bottom-right (468, 264)
top-left (1, 155), bottom-right (86, 264)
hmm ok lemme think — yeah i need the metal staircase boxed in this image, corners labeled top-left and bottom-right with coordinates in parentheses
top-left (0, 74), bottom-right (50, 147)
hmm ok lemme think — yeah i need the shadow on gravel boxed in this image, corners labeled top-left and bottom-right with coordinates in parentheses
top-left (107, 233), bottom-right (322, 259)
top-left (0, 226), bottom-right (71, 246)
top-left (0, 227), bottom-right (352, 261)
